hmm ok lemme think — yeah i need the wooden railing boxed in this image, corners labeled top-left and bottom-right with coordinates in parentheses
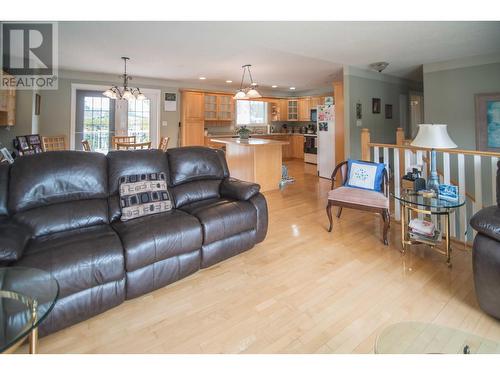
top-left (361, 127), bottom-right (500, 243)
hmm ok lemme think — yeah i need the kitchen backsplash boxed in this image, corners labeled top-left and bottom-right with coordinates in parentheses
top-left (206, 121), bottom-right (314, 135)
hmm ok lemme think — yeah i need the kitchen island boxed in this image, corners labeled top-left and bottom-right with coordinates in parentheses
top-left (210, 137), bottom-right (289, 192)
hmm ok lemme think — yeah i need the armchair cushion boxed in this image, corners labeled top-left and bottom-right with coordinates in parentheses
top-left (328, 186), bottom-right (389, 209)
top-left (346, 159), bottom-right (385, 192)
top-left (470, 206), bottom-right (500, 242)
top-left (220, 178), bottom-right (260, 201)
top-left (0, 219), bottom-right (32, 263)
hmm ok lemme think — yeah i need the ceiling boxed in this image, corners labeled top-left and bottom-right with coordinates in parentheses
top-left (58, 21), bottom-right (500, 94)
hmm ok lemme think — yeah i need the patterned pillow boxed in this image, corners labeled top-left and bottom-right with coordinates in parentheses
top-left (345, 160), bottom-right (385, 192)
top-left (119, 172), bottom-right (172, 221)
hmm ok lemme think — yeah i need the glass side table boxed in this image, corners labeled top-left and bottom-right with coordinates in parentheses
top-left (0, 267), bottom-right (59, 354)
top-left (392, 192), bottom-right (466, 266)
top-left (375, 321), bottom-right (500, 354)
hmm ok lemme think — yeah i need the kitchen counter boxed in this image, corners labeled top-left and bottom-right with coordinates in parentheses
top-left (210, 137), bottom-right (289, 146)
top-left (210, 137), bottom-right (288, 192)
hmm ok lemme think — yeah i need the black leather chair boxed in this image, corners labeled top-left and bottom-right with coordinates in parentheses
top-left (0, 148), bottom-right (268, 336)
top-left (470, 161), bottom-right (500, 320)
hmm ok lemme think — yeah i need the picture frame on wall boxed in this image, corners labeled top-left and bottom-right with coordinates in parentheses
top-left (475, 93), bottom-right (500, 151)
top-left (372, 98), bottom-right (381, 114)
top-left (356, 103), bottom-right (362, 120)
top-left (385, 104), bottom-right (393, 119)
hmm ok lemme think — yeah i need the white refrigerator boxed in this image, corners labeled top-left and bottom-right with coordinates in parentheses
top-left (317, 104), bottom-right (335, 179)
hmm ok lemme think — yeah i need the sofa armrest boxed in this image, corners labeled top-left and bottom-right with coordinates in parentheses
top-left (220, 178), bottom-right (260, 201)
top-left (470, 206), bottom-right (500, 242)
top-left (0, 219), bottom-right (31, 264)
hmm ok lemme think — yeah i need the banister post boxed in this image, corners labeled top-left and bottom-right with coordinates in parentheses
top-left (396, 127), bottom-right (405, 178)
top-left (361, 128), bottom-right (370, 161)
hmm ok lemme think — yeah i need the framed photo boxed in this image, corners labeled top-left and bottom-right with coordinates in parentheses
top-left (385, 104), bottom-right (393, 119)
top-left (164, 92), bottom-right (177, 111)
top-left (0, 147), bottom-right (14, 164)
top-left (372, 98), bottom-right (381, 114)
top-left (438, 184), bottom-right (459, 202)
top-left (475, 93), bottom-right (500, 151)
top-left (16, 136), bottom-right (29, 151)
top-left (35, 93), bottom-right (41, 116)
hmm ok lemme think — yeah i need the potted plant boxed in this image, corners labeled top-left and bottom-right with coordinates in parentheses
top-left (236, 125), bottom-right (251, 140)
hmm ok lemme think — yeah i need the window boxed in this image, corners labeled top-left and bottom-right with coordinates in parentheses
top-left (77, 92), bottom-right (115, 154)
top-left (127, 99), bottom-right (151, 143)
top-left (236, 100), bottom-right (267, 126)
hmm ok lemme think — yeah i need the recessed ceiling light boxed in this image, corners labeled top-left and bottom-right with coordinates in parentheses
top-left (271, 85), bottom-right (278, 88)
top-left (289, 87), bottom-right (296, 90)
top-left (226, 80), bottom-right (232, 83)
top-left (199, 76), bottom-right (206, 80)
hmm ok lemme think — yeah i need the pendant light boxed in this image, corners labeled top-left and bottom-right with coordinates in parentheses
top-left (233, 64), bottom-right (262, 100)
top-left (103, 57), bottom-right (146, 101)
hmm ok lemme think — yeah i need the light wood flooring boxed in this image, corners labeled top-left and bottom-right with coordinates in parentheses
top-left (27, 160), bottom-right (500, 353)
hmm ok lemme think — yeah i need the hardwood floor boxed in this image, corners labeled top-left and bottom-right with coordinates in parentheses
top-left (30, 160), bottom-right (500, 353)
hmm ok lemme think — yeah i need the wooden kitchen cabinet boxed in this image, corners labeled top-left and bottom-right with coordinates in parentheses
top-left (279, 99), bottom-right (288, 121)
top-left (290, 135), bottom-right (304, 159)
top-left (181, 91), bottom-right (205, 146)
top-left (298, 98), bottom-right (311, 121)
top-left (287, 100), bottom-right (298, 121)
top-left (0, 72), bottom-right (16, 126)
top-left (204, 94), bottom-right (218, 120)
top-left (310, 96), bottom-right (321, 109)
top-left (205, 94), bottom-right (233, 122)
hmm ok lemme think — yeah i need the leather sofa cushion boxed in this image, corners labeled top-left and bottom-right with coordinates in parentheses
top-left (13, 199), bottom-right (109, 237)
top-left (107, 150), bottom-right (169, 221)
top-left (170, 180), bottom-right (221, 208)
top-left (181, 198), bottom-right (257, 244)
top-left (8, 151), bottom-right (107, 213)
top-left (470, 206), bottom-right (500, 242)
top-left (0, 163), bottom-right (8, 216)
top-left (112, 210), bottom-right (203, 272)
top-left (167, 147), bottom-right (229, 186)
top-left (0, 218), bottom-right (31, 264)
top-left (14, 225), bottom-right (125, 299)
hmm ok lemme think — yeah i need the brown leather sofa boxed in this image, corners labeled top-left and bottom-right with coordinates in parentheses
top-left (470, 161), bottom-right (500, 320)
top-left (0, 147), bottom-right (268, 336)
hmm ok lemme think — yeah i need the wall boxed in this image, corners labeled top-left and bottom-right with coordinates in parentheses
top-left (423, 56), bottom-right (500, 208)
top-left (344, 66), bottom-right (422, 160)
top-left (0, 90), bottom-right (38, 150)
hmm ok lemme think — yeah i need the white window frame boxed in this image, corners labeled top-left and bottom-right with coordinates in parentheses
top-left (236, 100), bottom-right (268, 126)
top-left (70, 83), bottom-right (160, 150)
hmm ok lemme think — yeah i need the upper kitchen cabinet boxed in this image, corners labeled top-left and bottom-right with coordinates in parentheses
top-left (204, 94), bottom-right (218, 120)
top-left (279, 99), bottom-right (288, 121)
top-left (217, 95), bottom-right (233, 121)
top-left (183, 91), bottom-right (205, 120)
top-left (298, 98), bottom-right (311, 121)
top-left (287, 99), bottom-right (298, 121)
top-left (310, 96), bottom-right (322, 110)
top-left (205, 94), bottom-right (234, 122)
top-left (0, 72), bottom-right (16, 126)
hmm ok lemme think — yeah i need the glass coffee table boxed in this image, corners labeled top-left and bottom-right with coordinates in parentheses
top-left (375, 321), bottom-right (500, 354)
top-left (0, 267), bottom-right (59, 354)
top-left (392, 192), bottom-right (466, 266)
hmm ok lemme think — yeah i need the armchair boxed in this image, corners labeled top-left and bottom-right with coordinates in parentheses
top-left (326, 160), bottom-right (390, 245)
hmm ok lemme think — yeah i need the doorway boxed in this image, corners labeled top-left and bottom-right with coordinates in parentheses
top-left (409, 93), bottom-right (424, 138)
top-left (71, 83), bottom-right (160, 152)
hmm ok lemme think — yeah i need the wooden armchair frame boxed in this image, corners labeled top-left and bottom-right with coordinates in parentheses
top-left (326, 160), bottom-right (390, 245)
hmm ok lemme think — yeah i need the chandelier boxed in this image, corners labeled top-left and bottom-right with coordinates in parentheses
top-left (103, 57), bottom-right (146, 101)
top-left (233, 64), bottom-right (262, 100)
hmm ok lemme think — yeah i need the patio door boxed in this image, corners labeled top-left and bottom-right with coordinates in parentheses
top-left (75, 90), bottom-right (115, 153)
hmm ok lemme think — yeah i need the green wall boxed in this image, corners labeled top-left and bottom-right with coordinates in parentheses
top-left (345, 68), bottom-right (419, 159)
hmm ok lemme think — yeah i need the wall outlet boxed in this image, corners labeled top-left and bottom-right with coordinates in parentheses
top-left (162, 121), bottom-right (168, 127)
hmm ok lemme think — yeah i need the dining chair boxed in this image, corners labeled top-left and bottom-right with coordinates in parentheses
top-left (115, 141), bottom-right (152, 150)
top-left (111, 135), bottom-right (136, 150)
top-left (158, 136), bottom-right (169, 152)
top-left (41, 135), bottom-right (67, 151)
top-left (81, 140), bottom-right (92, 152)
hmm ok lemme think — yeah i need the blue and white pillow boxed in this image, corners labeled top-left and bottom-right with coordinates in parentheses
top-left (346, 159), bottom-right (385, 192)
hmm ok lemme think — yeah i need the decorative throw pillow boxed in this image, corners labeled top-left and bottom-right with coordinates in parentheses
top-left (345, 159), bottom-right (385, 192)
top-left (119, 172), bottom-right (172, 221)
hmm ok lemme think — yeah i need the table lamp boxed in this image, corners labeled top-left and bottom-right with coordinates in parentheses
top-left (411, 124), bottom-right (457, 194)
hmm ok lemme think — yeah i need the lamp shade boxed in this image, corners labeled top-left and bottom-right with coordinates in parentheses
top-left (233, 90), bottom-right (248, 100)
top-left (410, 124), bottom-right (457, 149)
